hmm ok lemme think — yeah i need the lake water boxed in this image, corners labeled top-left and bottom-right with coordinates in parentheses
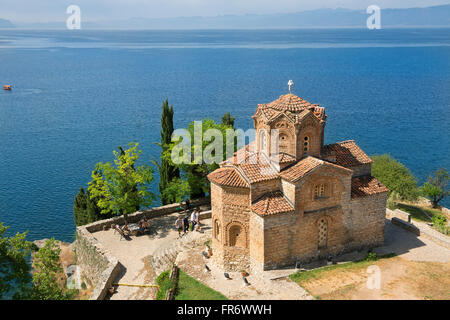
top-left (0, 29), bottom-right (449, 242)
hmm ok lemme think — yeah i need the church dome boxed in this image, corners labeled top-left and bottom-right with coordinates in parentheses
top-left (263, 93), bottom-right (317, 112)
top-left (253, 93), bottom-right (326, 124)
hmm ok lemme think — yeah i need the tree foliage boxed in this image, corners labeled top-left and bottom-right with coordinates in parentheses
top-left (163, 118), bottom-right (234, 199)
top-left (0, 223), bottom-right (32, 299)
top-left (158, 99), bottom-right (180, 205)
top-left (73, 186), bottom-right (114, 227)
top-left (88, 142), bottom-right (156, 219)
top-left (29, 239), bottom-right (76, 300)
top-left (421, 169), bottom-right (449, 208)
top-left (161, 178), bottom-right (191, 204)
top-left (1, 227), bottom-right (75, 300)
top-left (371, 154), bottom-right (419, 201)
top-left (221, 112), bottom-right (236, 128)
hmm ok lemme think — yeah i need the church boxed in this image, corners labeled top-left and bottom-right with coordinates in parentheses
top-left (207, 82), bottom-right (389, 272)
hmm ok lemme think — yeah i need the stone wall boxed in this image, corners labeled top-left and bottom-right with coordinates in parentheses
top-left (75, 197), bottom-right (210, 299)
top-left (75, 226), bottom-right (121, 300)
top-left (348, 192), bottom-right (388, 249)
top-left (211, 183), bottom-right (252, 272)
top-left (83, 198), bottom-right (210, 233)
top-left (349, 164), bottom-right (371, 177)
top-left (386, 208), bottom-right (411, 223)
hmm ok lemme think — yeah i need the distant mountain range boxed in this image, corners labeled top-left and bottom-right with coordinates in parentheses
top-left (5, 4), bottom-right (450, 29)
top-left (0, 18), bottom-right (14, 28)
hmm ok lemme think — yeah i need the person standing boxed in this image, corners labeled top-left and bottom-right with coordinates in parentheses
top-left (175, 216), bottom-right (183, 238)
top-left (182, 215), bottom-right (189, 234)
top-left (190, 208), bottom-right (199, 231)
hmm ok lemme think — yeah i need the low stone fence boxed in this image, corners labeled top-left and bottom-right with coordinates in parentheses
top-left (391, 217), bottom-right (420, 235)
top-left (388, 209), bottom-right (450, 249)
top-left (386, 208), bottom-right (411, 223)
top-left (75, 197), bottom-right (210, 300)
top-left (83, 198), bottom-right (211, 233)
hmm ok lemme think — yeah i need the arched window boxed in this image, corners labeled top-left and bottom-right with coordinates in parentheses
top-left (303, 136), bottom-right (309, 153)
top-left (259, 130), bottom-right (267, 154)
top-left (214, 220), bottom-right (220, 240)
top-left (314, 183), bottom-right (327, 199)
top-left (318, 218), bottom-right (328, 249)
top-left (279, 133), bottom-right (289, 153)
top-left (229, 224), bottom-right (245, 248)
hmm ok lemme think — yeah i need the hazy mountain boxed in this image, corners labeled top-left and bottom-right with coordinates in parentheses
top-left (0, 18), bottom-right (14, 28)
top-left (13, 5), bottom-right (450, 29)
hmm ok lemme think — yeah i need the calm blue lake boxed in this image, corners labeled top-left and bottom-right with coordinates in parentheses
top-left (0, 29), bottom-right (449, 242)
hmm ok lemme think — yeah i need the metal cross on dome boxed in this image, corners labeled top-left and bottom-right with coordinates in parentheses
top-left (288, 80), bottom-right (294, 93)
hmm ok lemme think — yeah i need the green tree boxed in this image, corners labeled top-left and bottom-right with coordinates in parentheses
top-left (29, 239), bottom-right (76, 300)
top-left (73, 186), bottom-right (115, 227)
top-left (73, 187), bottom-right (89, 226)
top-left (0, 223), bottom-right (32, 299)
top-left (421, 169), bottom-right (449, 208)
top-left (161, 178), bottom-right (191, 204)
top-left (88, 142), bottom-right (156, 220)
top-left (157, 99), bottom-right (180, 205)
top-left (371, 154), bottom-right (419, 201)
top-left (221, 112), bottom-right (236, 128)
top-left (163, 119), bottom-right (234, 199)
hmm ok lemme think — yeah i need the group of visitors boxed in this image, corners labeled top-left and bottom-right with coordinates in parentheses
top-left (175, 200), bottom-right (201, 238)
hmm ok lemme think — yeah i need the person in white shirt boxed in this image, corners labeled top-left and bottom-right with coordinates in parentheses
top-left (190, 208), bottom-right (200, 231)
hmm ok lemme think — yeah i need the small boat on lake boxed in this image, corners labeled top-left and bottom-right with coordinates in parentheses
top-left (3, 85), bottom-right (12, 91)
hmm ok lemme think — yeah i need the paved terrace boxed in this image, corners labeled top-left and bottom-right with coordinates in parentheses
top-left (92, 211), bottom-right (209, 300)
top-left (91, 213), bottom-right (450, 300)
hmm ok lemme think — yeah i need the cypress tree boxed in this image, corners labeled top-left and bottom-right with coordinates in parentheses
top-left (73, 187), bottom-right (88, 226)
top-left (221, 112), bottom-right (236, 129)
top-left (159, 99), bottom-right (180, 204)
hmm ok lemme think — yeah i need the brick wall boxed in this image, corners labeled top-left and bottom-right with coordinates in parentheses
top-left (349, 164), bottom-right (372, 177)
top-left (211, 183), bottom-right (251, 271)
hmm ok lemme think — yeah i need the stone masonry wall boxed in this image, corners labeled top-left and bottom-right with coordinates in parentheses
top-left (75, 197), bottom-right (210, 299)
top-left (75, 226), bottom-right (121, 300)
top-left (348, 192), bottom-right (388, 249)
top-left (349, 164), bottom-right (372, 177)
top-left (211, 182), bottom-right (252, 272)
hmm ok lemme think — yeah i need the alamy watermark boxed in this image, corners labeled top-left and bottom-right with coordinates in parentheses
top-left (366, 265), bottom-right (381, 289)
top-left (66, 5), bottom-right (81, 29)
top-left (170, 121), bottom-right (280, 175)
top-left (367, 5), bottom-right (381, 29)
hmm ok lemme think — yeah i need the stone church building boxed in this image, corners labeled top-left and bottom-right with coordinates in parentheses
top-left (207, 89), bottom-right (389, 273)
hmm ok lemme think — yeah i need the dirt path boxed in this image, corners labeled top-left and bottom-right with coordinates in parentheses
top-left (299, 257), bottom-right (449, 300)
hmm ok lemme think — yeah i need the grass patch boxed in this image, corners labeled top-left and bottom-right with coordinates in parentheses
top-left (393, 202), bottom-right (449, 235)
top-left (395, 203), bottom-right (432, 222)
top-left (155, 269), bottom-right (227, 300)
top-left (175, 271), bottom-right (227, 300)
top-left (155, 270), bottom-right (175, 300)
top-left (290, 253), bottom-right (395, 285)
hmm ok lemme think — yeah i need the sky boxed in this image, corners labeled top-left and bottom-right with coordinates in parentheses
top-left (1, 0), bottom-right (450, 23)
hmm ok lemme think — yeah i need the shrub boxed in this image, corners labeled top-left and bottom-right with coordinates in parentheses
top-left (371, 154), bottom-right (419, 201)
top-left (364, 252), bottom-right (377, 261)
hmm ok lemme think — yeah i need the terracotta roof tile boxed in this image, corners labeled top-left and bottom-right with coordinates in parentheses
top-left (272, 152), bottom-right (297, 164)
top-left (279, 156), bottom-right (323, 182)
top-left (222, 143), bottom-right (279, 184)
top-left (322, 140), bottom-right (372, 168)
top-left (351, 176), bottom-right (389, 198)
top-left (207, 167), bottom-right (249, 188)
top-left (251, 191), bottom-right (294, 216)
top-left (239, 153), bottom-right (279, 183)
top-left (264, 94), bottom-right (316, 112)
top-left (253, 94), bottom-right (326, 124)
